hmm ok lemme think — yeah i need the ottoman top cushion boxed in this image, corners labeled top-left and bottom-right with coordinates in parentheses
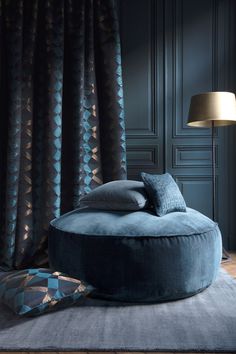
top-left (50, 207), bottom-right (216, 238)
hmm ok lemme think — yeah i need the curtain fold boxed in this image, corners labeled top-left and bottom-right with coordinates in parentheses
top-left (0, 0), bottom-right (127, 270)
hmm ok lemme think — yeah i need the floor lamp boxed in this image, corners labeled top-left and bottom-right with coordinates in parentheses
top-left (187, 92), bottom-right (236, 259)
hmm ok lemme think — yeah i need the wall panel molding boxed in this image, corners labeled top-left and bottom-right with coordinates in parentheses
top-left (175, 175), bottom-right (218, 219)
top-left (127, 146), bottom-right (159, 168)
top-left (122, 0), bottom-right (160, 139)
top-left (121, 0), bottom-right (164, 178)
top-left (173, 145), bottom-right (218, 168)
top-left (172, 0), bottom-right (214, 138)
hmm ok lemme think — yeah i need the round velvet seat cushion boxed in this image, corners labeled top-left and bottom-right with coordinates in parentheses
top-left (48, 207), bottom-right (222, 303)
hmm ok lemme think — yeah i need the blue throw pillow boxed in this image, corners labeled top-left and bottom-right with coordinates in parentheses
top-left (0, 268), bottom-right (94, 316)
top-left (79, 180), bottom-right (149, 210)
top-left (141, 172), bottom-right (187, 216)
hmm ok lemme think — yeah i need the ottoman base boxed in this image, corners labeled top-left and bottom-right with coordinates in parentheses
top-left (49, 207), bottom-right (222, 303)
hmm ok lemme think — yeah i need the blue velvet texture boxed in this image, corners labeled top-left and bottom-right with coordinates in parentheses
top-left (141, 172), bottom-right (187, 216)
top-left (49, 208), bottom-right (222, 303)
top-left (79, 180), bottom-right (149, 210)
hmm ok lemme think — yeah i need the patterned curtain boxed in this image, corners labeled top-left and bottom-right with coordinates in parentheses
top-left (0, 0), bottom-right (126, 270)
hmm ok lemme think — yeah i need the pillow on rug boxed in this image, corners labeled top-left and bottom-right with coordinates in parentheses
top-left (79, 180), bottom-right (149, 210)
top-left (141, 172), bottom-right (187, 216)
top-left (0, 268), bottom-right (94, 316)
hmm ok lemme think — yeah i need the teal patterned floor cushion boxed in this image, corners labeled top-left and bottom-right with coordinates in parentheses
top-left (0, 268), bottom-right (94, 316)
top-left (141, 172), bottom-right (187, 216)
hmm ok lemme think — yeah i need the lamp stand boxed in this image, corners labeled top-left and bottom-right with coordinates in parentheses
top-left (211, 122), bottom-right (230, 261)
top-left (211, 121), bottom-right (216, 221)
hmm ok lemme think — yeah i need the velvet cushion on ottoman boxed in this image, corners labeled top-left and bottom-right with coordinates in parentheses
top-left (141, 172), bottom-right (187, 216)
top-left (79, 180), bottom-right (149, 211)
top-left (48, 208), bottom-right (222, 303)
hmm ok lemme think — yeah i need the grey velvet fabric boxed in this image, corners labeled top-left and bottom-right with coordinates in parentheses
top-left (49, 207), bottom-right (222, 302)
top-left (0, 269), bottom-right (235, 352)
top-left (141, 172), bottom-right (186, 216)
top-left (79, 180), bottom-right (149, 210)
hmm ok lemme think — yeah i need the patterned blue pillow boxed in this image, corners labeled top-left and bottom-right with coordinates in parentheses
top-left (141, 172), bottom-right (187, 216)
top-left (0, 268), bottom-right (94, 316)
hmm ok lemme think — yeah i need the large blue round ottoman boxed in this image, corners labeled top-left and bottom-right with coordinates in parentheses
top-left (48, 207), bottom-right (222, 303)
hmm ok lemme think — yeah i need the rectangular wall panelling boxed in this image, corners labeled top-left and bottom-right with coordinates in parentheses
top-left (120, 0), bottom-right (236, 249)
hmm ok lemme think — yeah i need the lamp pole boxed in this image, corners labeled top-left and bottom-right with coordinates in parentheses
top-left (211, 121), bottom-right (216, 221)
top-left (211, 121), bottom-right (230, 260)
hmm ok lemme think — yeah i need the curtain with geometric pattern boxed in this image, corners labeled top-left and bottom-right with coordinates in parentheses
top-left (0, 0), bottom-right (126, 270)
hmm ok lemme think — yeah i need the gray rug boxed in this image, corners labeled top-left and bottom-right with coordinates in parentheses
top-left (0, 268), bottom-right (236, 352)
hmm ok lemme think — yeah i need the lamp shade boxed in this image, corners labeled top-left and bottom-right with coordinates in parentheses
top-left (187, 92), bottom-right (236, 127)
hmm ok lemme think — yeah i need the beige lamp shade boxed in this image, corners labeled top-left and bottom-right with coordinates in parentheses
top-left (187, 92), bottom-right (236, 127)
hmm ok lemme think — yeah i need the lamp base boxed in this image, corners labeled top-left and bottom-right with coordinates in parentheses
top-left (222, 248), bottom-right (231, 263)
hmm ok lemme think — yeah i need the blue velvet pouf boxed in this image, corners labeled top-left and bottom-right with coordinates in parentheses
top-left (48, 207), bottom-right (222, 303)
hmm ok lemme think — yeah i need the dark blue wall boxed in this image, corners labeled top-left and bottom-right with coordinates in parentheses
top-left (119, 0), bottom-right (236, 250)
